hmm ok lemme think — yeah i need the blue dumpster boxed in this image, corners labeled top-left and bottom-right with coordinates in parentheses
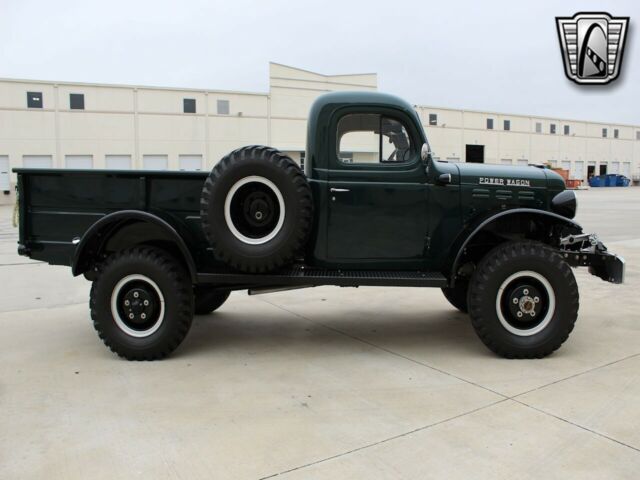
top-left (616, 175), bottom-right (630, 187)
top-left (606, 174), bottom-right (618, 186)
top-left (588, 175), bottom-right (604, 187)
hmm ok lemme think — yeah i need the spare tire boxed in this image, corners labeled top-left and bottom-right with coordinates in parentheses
top-left (200, 146), bottom-right (313, 273)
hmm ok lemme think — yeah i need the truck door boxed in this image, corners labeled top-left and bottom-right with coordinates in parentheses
top-left (327, 112), bottom-right (429, 267)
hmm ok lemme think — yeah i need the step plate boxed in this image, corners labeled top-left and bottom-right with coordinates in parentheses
top-left (197, 267), bottom-right (447, 288)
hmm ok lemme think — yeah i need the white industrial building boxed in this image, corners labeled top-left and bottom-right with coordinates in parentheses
top-left (0, 62), bottom-right (638, 205)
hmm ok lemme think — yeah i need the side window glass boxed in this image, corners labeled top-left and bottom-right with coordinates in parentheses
top-left (337, 114), bottom-right (379, 163)
top-left (381, 117), bottom-right (411, 162)
top-left (337, 114), bottom-right (412, 164)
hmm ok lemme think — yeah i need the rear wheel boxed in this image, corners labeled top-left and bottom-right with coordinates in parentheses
top-left (467, 241), bottom-right (579, 358)
top-left (194, 287), bottom-right (230, 315)
top-left (90, 247), bottom-right (194, 360)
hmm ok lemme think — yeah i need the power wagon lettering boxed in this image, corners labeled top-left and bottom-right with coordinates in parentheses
top-left (479, 177), bottom-right (531, 187)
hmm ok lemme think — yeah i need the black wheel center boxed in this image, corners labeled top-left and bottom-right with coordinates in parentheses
top-left (229, 182), bottom-right (281, 239)
top-left (244, 192), bottom-right (273, 227)
top-left (507, 284), bottom-right (543, 322)
top-left (119, 286), bottom-right (158, 327)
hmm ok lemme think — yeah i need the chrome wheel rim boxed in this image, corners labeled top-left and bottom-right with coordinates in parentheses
top-left (224, 175), bottom-right (286, 245)
top-left (110, 274), bottom-right (165, 338)
top-left (496, 270), bottom-right (555, 337)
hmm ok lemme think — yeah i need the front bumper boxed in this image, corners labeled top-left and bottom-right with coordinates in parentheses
top-left (560, 233), bottom-right (625, 284)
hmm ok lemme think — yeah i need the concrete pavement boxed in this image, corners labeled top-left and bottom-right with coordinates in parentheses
top-left (1, 188), bottom-right (639, 479)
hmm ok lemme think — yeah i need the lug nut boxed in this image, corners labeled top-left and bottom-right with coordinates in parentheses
top-left (534, 297), bottom-right (540, 303)
top-left (530, 311), bottom-right (536, 317)
top-left (517, 311), bottom-right (523, 318)
top-left (128, 313), bottom-right (134, 319)
top-left (124, 300), bottom-right (130, 306)
top-left (523, 289), bottom-right (529, 295)
top-left (513, 298), bottom-right (519, 304)
top-left (141, 313), bottom-right (146, 320)
top-left (133, 292), bottom-right (139, 298)
top-left (143, 300), bottom-right (149, 306)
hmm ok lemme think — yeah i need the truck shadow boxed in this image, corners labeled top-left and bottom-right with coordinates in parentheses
top-left (178, 308), bottom-right (491, 358)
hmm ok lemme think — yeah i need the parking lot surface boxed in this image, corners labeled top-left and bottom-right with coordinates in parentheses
top-left (1, 187), bottom-right (639, 479)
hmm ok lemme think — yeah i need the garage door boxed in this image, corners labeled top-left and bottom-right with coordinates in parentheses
top-left (611, 161), bottom-right (620, 174)
top-left (573, 161), bottom-right (584, 180)
top-left (179, 154), bottom-right (202, 171)
top-left (0, 156), bottom-right (9, 192)
top-left (105, 155), bottom-right (132, 170)
top-left (501, 159), bottom-right (513, 165)
top-left (622, 162), bottom-right (631, 177)
top-left (517, 159), bottom-right (528, 166)
top-left (65, 155), bottom-right (93, 169)
top-left (143, 155), bottom-right (168, 170)
top-left (561, 160), bottom-right (571, 171)
top-left (23, 155), bottom-right (53, 169)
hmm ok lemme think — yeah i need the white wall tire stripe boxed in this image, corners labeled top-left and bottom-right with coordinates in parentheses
top-left (495, 270), bottom-right (556, 337)
top-left (224, 175), bottom-right (286, 245)
top-left (110, 274), bottom-right (165, 338)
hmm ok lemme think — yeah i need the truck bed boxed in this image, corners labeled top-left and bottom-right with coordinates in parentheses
top-left (15, 168), bottom-right (209, 266)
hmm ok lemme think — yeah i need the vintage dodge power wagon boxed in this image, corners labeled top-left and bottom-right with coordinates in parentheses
top-left (14, 92), bottom-right (624, 360)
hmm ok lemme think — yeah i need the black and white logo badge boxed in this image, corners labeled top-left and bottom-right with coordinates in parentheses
top-left (556, 12), bottom-right (629, 85)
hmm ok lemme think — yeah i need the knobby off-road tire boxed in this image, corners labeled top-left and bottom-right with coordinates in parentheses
top-left (194, 287), bottom-right (230, 315)
top-left (468, 241), bottom-right (579, 359)
top-left (441, 279), bottom-right (469, 313)
top-left (90, 247), bottom-right (194, 360)
top-left (200, 146), bottom-right (313, 273)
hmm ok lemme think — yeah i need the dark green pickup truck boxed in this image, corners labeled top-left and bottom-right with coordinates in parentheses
top-left (14, 91), bottom-right (624, 360)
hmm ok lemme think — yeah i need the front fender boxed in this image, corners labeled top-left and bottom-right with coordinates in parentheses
top-left (447, 208), bottom-right (583, 284)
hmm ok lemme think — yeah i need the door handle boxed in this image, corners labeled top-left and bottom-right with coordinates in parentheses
top-left (330, 188), bottom-right (350, 193)
top-left (437, 173), bottom-right (452, 185)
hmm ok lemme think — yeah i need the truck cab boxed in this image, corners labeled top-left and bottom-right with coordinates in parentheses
top-left (304, 92), bottom-right (569, 275)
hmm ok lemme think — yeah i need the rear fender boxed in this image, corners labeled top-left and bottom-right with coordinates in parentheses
top-left (72, 210), bottom-right (197, 282)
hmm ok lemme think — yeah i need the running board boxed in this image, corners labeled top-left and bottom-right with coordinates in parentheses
top-left (197, 267), bottom-right (447, 288)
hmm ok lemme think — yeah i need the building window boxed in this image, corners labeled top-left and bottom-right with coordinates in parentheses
top-left (69, 93), bottom-right (84, 110)
top-left (535, 122), bottom-right (542, 133)
top-left (486, 118), bottom-right (493, 129)
top-left (300, 151), bottom-right (306, 169)
top-left (183, 98), bottom-right (196, 113)
top-left (602, 128), bottom-right (607, 138)
top-left (564, 125), bottom-right (570, 135)
top-left (429, 113), bottom-right (437, 126)
top-left (637, 131), bottom-right (640, 140)
top-left (27, 92), bottom-right (43, 108)
top-left (217, 99), bottom-right (229, 115)
top-left (503, 120), bottom-right (510, 131)
top-left (550, 124), bottom-right (556, 134)
top-left (614, 129), bottom-right (619, 139)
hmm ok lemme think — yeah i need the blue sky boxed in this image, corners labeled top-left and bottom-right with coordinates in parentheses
top-left (1, 0), bottom-right (638, 124)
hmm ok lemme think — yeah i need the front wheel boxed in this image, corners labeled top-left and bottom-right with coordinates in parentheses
top-left (90, 247), bottom-right (194, 360)
top-left (467, 241), bottom-right (579, 358)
